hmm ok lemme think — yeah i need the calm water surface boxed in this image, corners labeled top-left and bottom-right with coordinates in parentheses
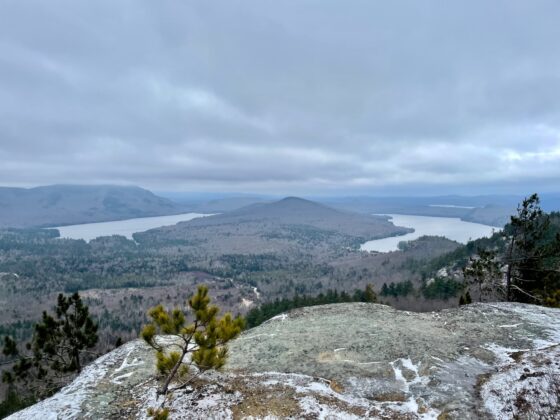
top-left (361, 214), bottom-right (499, 252)
top-left (52, 213), bottom-right (209, 241)
top-left (52, 212), bottom-right (497, 249)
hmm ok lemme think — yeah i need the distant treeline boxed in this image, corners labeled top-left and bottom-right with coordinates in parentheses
top-left (247, 277), bottom-right (465, 329)
top-left (380, 280), bottom-right (414, 297)
top-left (245, 285), bottom-right (377, 328)
top-left (380, 277), bottom-right (463, 300)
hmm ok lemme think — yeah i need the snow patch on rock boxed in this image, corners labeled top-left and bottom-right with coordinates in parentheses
top-left (8, 341), bottom-right (139, 420)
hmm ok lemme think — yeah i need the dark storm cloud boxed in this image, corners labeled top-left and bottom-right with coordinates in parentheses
top-left (1, 0), bottom-right (560, 193)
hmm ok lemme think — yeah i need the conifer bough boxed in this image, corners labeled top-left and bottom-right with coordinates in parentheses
top-left (141, 285), bottom-right (244, 396)
top-left (2, 292), bottom-right (98, 399)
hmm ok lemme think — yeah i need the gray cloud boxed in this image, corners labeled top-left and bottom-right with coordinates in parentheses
top-left (1, 0), bottom-right (560, 194)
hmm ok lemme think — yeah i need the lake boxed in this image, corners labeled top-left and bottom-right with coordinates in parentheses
top-left (51, 211), bottom-right (498, 248)
top-left (51, 213), bottom-right (210, 241)
top-left (361, 214), bottom-right (499, 252)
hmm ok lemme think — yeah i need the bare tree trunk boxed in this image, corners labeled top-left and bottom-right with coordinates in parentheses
top-left (74, 351), bottom-right (81, 373)
top-left (159, 348), bottom-right (187, 396)
top-left (505, 264), bottom-right (512, 302)
top-left (506, 236), bottom-right (515, 301)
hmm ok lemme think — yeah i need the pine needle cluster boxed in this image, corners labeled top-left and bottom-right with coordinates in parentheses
top-left (141, 285), bottom-right (244, 397)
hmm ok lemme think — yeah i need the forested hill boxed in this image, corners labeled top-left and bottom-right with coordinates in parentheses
top-left (135, 196), bottom-right (413, 252)
top-left (0, 185), bottom-right (185, 228)
top-left (172, 196), bottom-right (410, 235)
top-left (192, 196), bottom-right (363, 221)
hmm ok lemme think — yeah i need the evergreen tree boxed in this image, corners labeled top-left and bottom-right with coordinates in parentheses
top-left (141, 285), bottom-right (244, 398)
top-left (421, 277), bottom-right (462, 300)
top-left (463, 249), bottom-right (501, 302)
top-left (2, 293), bottom-right (98, 399)
top-left (380, 283), bottom-right (389, 296)
top-left (363, 284), bottom-right (378, 303)
top-left (0, 387), bottom-right (35, 418)
top-left (503, 194), bottom-right (560, 303)
top-left (458, 290), bottom-right (472, 305)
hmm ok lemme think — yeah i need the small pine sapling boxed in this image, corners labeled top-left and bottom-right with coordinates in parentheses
top-left (141, 285), bottom-right (244, 397)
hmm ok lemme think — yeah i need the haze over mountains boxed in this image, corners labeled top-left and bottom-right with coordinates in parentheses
top-left (169, 191), bottom-right (560, 227)
top-left (2, 184), bottom-right (560, 229)
top-left (0, 185), bottom-right (185, 228)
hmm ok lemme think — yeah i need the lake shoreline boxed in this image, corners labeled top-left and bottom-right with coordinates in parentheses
top-left (49, 212), bottom-right (210, 242)
top-left (361, 213), bottom-right (499, 253)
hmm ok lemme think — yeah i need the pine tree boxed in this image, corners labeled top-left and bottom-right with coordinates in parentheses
top-left (141, 285), bottom-right (244, 397)
top-left (463, 249), bottom-right (501, 302)
top-left (364, 284), bottom-right (378, 303)
top-left (381, 283), bottom-right (389, 296)
top-left (115, 337), bottom-right (123, 348)
top-left (503, 194), bottom-right (559, 303)
top-left (2, 293), bottom-right (98, 399)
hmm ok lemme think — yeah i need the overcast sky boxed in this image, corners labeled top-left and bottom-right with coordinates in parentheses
top-left (1, 1), bottom-right (559, 195)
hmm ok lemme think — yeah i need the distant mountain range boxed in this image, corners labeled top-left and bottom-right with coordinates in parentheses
top-left (0, 185), bottom-right (185, 228)
top-left (2, 184), bottom-right (558, 229)
top-left (321, 193), bottom-right (560, 227)
top-left (184, 196), bottom-right (271, 213)
top-left (173, 193), bottom-right (560, 227)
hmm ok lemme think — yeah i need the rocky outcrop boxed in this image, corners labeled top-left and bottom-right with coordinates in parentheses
top-left (9, 302), bottom-right (560, 419)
